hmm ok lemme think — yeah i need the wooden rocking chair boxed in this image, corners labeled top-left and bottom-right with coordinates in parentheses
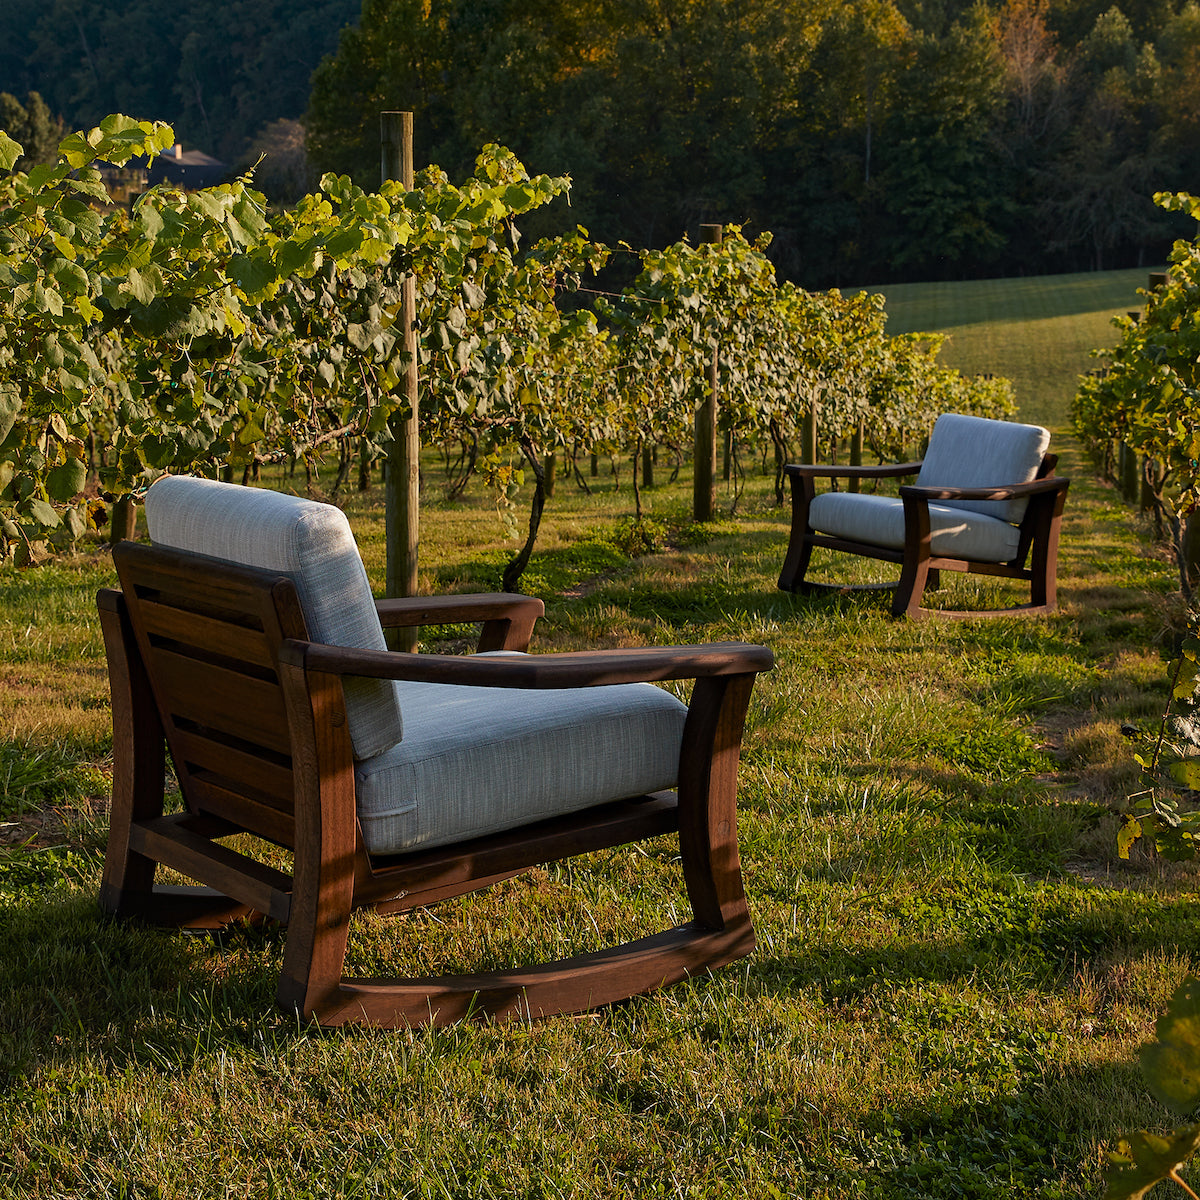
top-left (777, 413), bottom-right (1070, 619)
top-left (98, 476), bottom-right (772, 1027)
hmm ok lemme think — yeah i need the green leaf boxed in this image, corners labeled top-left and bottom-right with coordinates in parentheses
top-left (229, 253), bottom-right (277, 299)
top-left (0, 384), bottom-right (19, 445)
top-left (62, 506), bottom-right (86, 540)
top-left (23, 498), bottom-right (61, 528)
top-left (123, 267), bottom-right (159, 306)
top-left (0, 131), bottom-right (24, 172)
top-left (58, 131), bottom-right (97, 170)
top-left (1142, 977), bottom-right (1200, 1115)
top-left (45, 458), bottom-right (86, 502)
top-left (142, 435), bottom-right (177, 470)
top-left (52, 260), bottom-right (90, 298)
top-left (1103, 1124), bottom-right (1200, 1199)
top-left (1169, 759), bottom-right (1200, 789)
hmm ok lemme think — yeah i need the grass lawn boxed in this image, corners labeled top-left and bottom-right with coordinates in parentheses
top-left (0, 269), bottom-right (1195, 1197)
top-left (861, 266), bottom-right (1161, 429)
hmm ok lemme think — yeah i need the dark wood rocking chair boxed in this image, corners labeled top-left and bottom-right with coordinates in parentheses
top-left (777, 413), bottom-right (1070, 619)
top-left (98, 479), bottom-right (772, 1029)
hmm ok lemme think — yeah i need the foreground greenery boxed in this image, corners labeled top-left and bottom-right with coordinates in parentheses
top-left (1, 429), bottom-right (1197, 1197)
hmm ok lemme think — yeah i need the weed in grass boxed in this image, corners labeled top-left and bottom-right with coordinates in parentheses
top-left (0, 738), bottom-right (109, 821)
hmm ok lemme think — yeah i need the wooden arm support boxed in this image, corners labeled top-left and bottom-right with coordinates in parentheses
top-left (898, 476), bottom-right (1070, 503)
top-left (783, 461), bottom-right (922, 482)
top-left (374, 593), bottom-right (544, 653)
top-left (281, 639), bottom-right (775, 689)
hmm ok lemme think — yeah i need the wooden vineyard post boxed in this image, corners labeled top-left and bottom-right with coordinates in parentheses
top-left (694, 223), bottom-right (722, 523)
top-left (381, 112), bottom-right (420, 651)
top-left (849, 421), bottom-right (864, 493)
top-left (800, 405), bottom-right (818, 465)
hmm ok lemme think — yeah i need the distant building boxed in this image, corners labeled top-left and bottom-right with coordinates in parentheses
top-left (97, 143), bottom-right (229, 210)
top-left (144, 143), bottom-right (227, 189)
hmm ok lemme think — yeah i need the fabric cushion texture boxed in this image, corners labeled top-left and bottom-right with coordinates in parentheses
top-left (915, 413), bottom-right (1050, 523)
top-left (144, 475), bottom-right (405, 760)
top-left (357, 675), bottom-right (688, 855)
top-left (808, 491), bottom-right (1023, 562)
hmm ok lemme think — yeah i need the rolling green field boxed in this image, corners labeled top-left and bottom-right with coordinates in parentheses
top-left (861, 266), bottom-right (1160, 429)
top-left (0, 269), bottom-right (1195, 1198)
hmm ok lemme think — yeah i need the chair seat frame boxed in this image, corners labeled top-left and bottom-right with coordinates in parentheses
top-left (776, 455), bottom-right (1070, 619)
top-left (100, 542), bottom-right (772, 1027)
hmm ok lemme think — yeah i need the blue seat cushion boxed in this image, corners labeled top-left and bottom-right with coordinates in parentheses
top-left (355, 677), bottom-right (688, 855)
top-left (809, 491), bottom-right (1022, 562)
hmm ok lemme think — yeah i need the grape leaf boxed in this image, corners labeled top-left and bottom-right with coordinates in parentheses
top-left (1103, 1125), bottom-right (1200, 1199)
top-left (1143, 977), bottom-right (1200, 1115)
top-left (0, 131), bottom-right (24, 172)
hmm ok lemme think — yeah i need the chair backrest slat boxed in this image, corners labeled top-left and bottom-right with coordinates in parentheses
top-left (137, 599), bottom-right (279, 671)
top-left (171, 728), bottom-right (294, 805)
top-left (150, 649), bottom-right (293, 755)
top-left (114, 541), bottom-right (310, 846)
top-left (185, 776), bottom-right (298, 846)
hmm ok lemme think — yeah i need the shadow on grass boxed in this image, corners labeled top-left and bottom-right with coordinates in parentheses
top-left (0, 890), bottom-right (288, 1081)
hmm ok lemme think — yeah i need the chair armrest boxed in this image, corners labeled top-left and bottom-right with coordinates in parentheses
top-left (280, 640), bottom-right (774, 689)
top-left (784, 461), bottom-right (922, 481)
top-left (374, 593), bottom-right (544, 628)
top-left (899, 476), bottom-right (1069, 503)
top-left (374, 593), bottom-right (544, 652)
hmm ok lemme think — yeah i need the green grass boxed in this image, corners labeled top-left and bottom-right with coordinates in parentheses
top-left (861, 266), bottom-right (1161, 428)
top-left (0, 269), bottom-right (1196, 1198)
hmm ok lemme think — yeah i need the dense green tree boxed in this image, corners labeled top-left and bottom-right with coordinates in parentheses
top-left (874, 12), bottom-right (1011, 277)
top-left (1, 0), bottom-right (358, 161)
top-left (309, 0), bottom-right (832, 250)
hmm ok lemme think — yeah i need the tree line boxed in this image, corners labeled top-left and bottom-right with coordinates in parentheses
top-left (4, 1), bottom-right (1197, 285)
top-left (0, 0), bottom-right (357, 168)
top-left (307, 0), bottom-right (1200, 287)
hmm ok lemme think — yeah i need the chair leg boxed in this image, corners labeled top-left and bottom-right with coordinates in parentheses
top-left (1028, 498), bottom-right (1062, 612)
top-left (98, 597), bottom-right (163, 917)
top-left (777, 472), bottom-right (817, 593)
top-left (276, 663), bottom-right (359, 1021)
top-left (894, 495), bottom-right (934, 618)
top-left (677, 673), bottom-right (756, 940)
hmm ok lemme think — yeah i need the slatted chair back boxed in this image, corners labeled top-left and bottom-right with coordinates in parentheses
top-left (142, 474), bottom-right (405, 762)
top-left (112, 540), bottom-right (312, 848)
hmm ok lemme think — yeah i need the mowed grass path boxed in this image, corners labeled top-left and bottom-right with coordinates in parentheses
top-left (0, 269), bottom-right (1195, 1199)
top-left (863, 266), bottom-right (1159, 428)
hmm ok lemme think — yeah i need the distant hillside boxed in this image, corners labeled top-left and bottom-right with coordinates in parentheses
top-left (865, 267), bottom-right (1160, 428)
top-left (0, 0), bottom-right (358, 164)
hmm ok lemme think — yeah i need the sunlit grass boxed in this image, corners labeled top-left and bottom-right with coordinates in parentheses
top-left (864, 266), bottom-right (1160, 428)
top-left (1, 269), bottom-right (1197, 1197)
